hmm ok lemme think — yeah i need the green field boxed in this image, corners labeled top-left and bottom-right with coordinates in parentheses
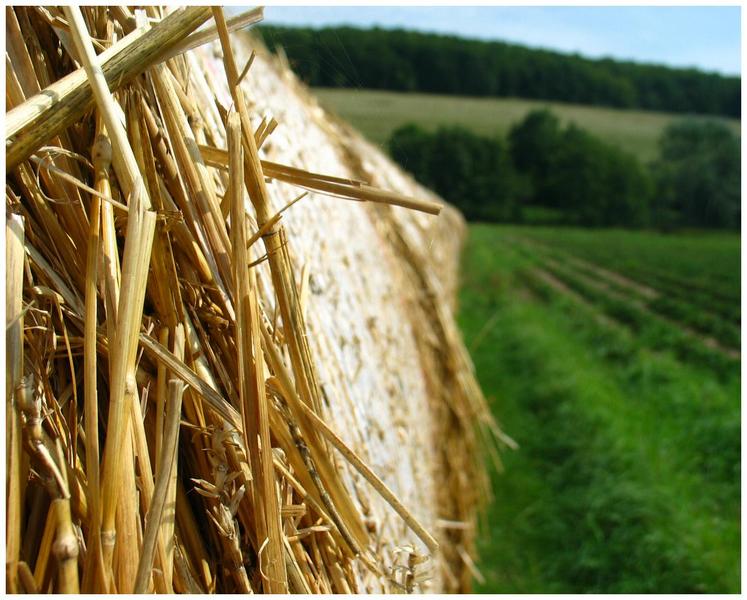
top-left (458, 224), bottom-right (740, 592)
top-left (314, 88), bottom-right (741, 162)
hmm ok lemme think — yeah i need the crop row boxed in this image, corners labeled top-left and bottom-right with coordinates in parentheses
top-left (619, 265), bottom-right (740, 324)
top-left (647, 295), bottom-right (739, 349)
top-left (512, 237), bottom-right (740, 349)
top-left (555, 255), bottom-right (741, 350)
top-left (516, 259), bottom-right (739, 381)
top-left (514, 229), bottom-right (740, 306)
top-left (545, 261), bottom-right (739, 377)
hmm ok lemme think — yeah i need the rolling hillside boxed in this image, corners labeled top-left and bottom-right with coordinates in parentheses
top-left (314, 88), bottom-right (740, 162)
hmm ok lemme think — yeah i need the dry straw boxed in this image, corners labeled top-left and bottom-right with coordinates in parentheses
top-left (5, 5), bottom-right (504, 593)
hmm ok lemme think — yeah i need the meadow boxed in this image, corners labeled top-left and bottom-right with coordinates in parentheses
top-left (314, 88), bottom-right (741, 162)
top-left (458, 224), bottom-right (740, 592)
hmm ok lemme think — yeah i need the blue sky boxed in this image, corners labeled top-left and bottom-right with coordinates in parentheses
top-left (261, 6), bottom-right (741, 76)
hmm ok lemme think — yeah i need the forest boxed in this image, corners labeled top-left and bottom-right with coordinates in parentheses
top-left (258, 25), bottom-right (740, 118)
top-left (388, 114), bottom-right (741, 229)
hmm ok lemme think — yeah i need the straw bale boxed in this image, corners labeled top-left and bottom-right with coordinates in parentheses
top-left (5, 6), bottom-right (504, 593)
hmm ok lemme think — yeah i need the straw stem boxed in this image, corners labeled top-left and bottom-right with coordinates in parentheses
top-left (227, 105), bottom-right (288, 592)
top-left (134, 326), bottom-right (186, 593)
top-left (5, 213), bottom-right (25, 593)
top-left (6, 7), bottom-right (213, 170)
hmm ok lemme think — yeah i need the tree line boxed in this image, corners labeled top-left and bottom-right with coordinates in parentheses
top-left (258, 25), bottom-right (740, 118)
top-left (388, 113), bottom-right (740, 230)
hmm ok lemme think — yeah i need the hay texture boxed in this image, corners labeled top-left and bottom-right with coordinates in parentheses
top-left (5, 6), bottom-right (505, 593)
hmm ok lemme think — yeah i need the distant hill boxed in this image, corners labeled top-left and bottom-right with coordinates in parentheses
top-left (258, 25), bottom-right (740, 118)
top-left (313, 88), bottom-right (741, 163)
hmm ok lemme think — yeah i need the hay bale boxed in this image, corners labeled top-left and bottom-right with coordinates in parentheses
top-left (5, 6), bottom-right (505, 593)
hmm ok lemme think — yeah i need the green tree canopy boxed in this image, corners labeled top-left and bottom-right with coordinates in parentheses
top-left (652, 121), bottom-right (741, 229)
top-left (509, 111), bottom-right (652, 227)
top-left (389, 124), bottom-right (521, 222)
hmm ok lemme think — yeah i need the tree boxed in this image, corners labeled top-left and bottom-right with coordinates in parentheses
top-left (546, 125), bottom-right (651, 227)
top-left (508, 109), bottom-right (563, 205)
top-left (508, 109), bottom-right (562, 174)
top-left (652, 120), bottom-right (740, 229)
top-left (388, 125), bottom-right (521, 221)
top-left (387, 124), bottom-right (433, 187)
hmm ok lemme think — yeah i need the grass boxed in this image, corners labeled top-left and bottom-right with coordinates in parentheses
top-left (314, 88), bottom-right (741, 162)
top-left (458, 224), bottom-right (740, 593)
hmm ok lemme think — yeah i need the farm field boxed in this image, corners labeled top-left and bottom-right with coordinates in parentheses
top-left (314, 88), bottom-right (741, 162)
top-left (458, 224), bottom-right (740, 593)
